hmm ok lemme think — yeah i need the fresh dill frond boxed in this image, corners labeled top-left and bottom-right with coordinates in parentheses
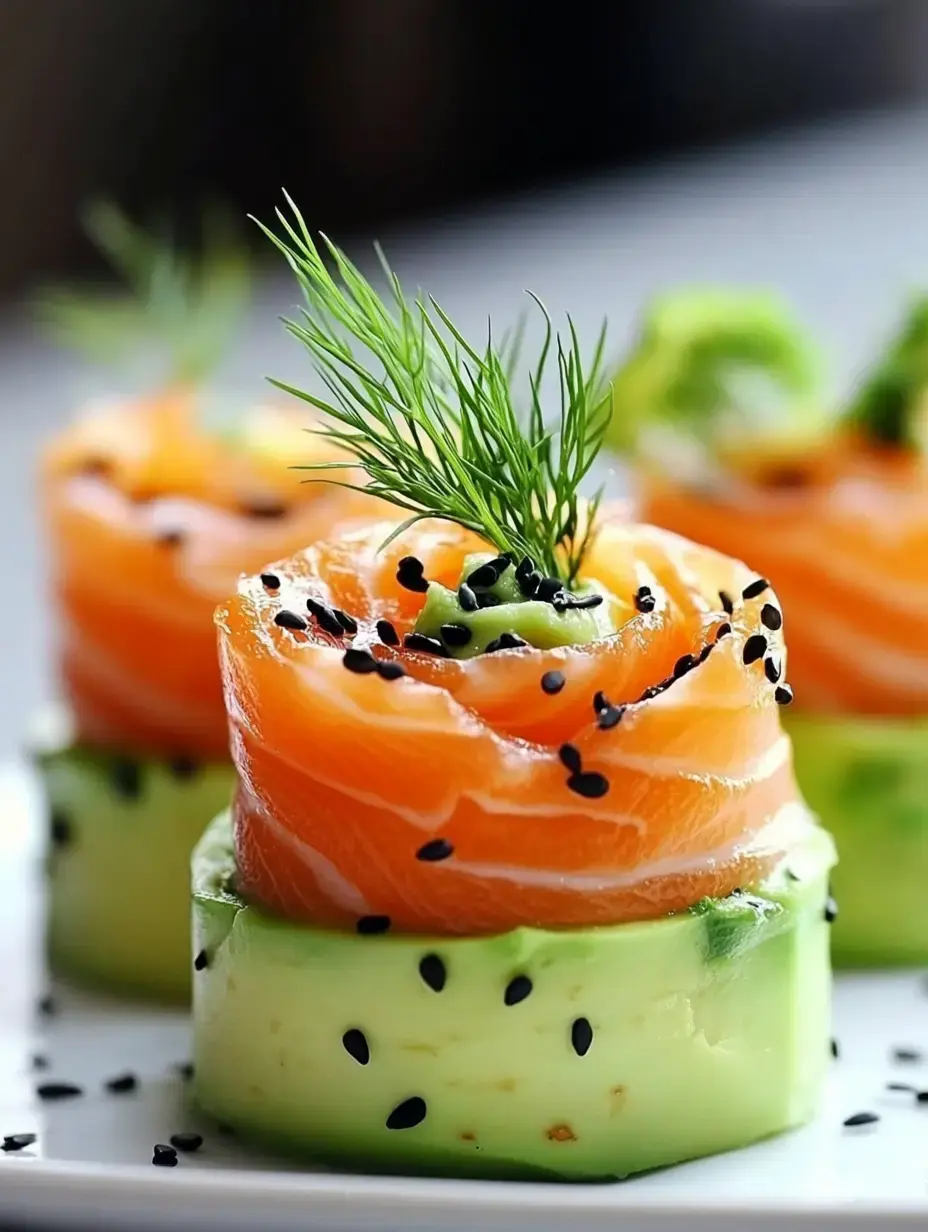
top-left (255, 193), bottom-right (611, 586)
top-left (37, 200), bottom-right (251, 384)
top-left (844, 295), bottom-right (928, 448)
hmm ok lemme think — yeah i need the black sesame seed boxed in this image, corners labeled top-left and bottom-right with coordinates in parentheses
top-left (719, 589), bottom-right (734, 615)
top-left (715, 622), bottom-right (732, 641)
top-left (842, 1111), bottom-right (879, 1128)
top-left (386, 1096), bottom-right (427, 1131)
top-left (175, 1062), bottom-right (194, 1081)
top-left (357, 915), bottom-right (391, 936)
top-left (274, 609), bottom-right (308, 632)
top-left (673, 654), bottom-right (697, 678)
top-left (168, 756), bottom-right (200, 780)
top-left (1, 1133), bottom-right (36, 1152)
top-left (536, 577), bottom-right (564, 604)
top-left (917, 1091), bottom-right (928, 1104)
top-left (156, 529), bottom-right (185, 547)
top-left (775, 684), bottom-right (794, 706)
top-left (457, 583), bottom-right (479, 612)
top-left (152, 1144), bottom-right (178, 1167)
top-left (110, 758), bottom-right (142, 800)
top-left (30, 1053), bottom-right (49, 1071)
top-left (105, 1072), bottom-right (138, 1094)
top-left (496, 632), bottom-right (527, 650)
top-left (760, 603), bottom-right (782, 631)
top-left (404, 633), bottom-right (447, 657)
top-left (518, 569), bottom-right (542, 598)
top-left (742, 577), bottom-right (770, 601)
top-left (342, 1028), bottom-right (371, 1066)
top-left (597, 705), bottom-right (625, 731)
top-left (831, 1038), bottom-right (840, 1059)
top-left (698, 642), bottom-right (714, 662)
top-left (169, 1132), bottom-right (203, 1153)
top-left (571, 1017), bottom-right (594, 1057)
top-left (764, 657), bottom-right (782, 684)
top-left (242, 499), bottom-right (287, 519)
top-left (376, 661), bottom-right (406, 682)
top-left (259, 572), bottom-right (280, 590)
top-left (634, 586), bottom-right (656, 613)
top-left (484, 637), bottom-right (502, 654)
top-left (396, 556), bottom-right (429, 593)
top-left (465, 563), bottom-right (498, 589)
top-left (36, 1082), bottom-right (83, 1101)
top-left (416, 838), bottom-right (454, 862)
top-left (376, 619), bottom-right (400, 646)
top-left (343, 647), bottom-right (379, 675)
top-left (477, 592), bottom-right (501, 610)
top-left (567, 771), bottom-right (610, 799)
top-left (516, 556), bottom-right (536, 580)
top-left (824, 897), bottom-right (839, 925)
top-left (194, 950), bottom-right (209, 971)
top-left (558, 743), bottom-right (582, 774)
top-left (440, 623), bottom-right (472, 648)
top-left (886, 1082), bottom-right (915, 1092)
top-left (742, 634), bottom-right (768, 665)
top-left (333, 609), bottom-right (359, 636)
top-left (306, 598), bottom-right (344, 637)
top-left (418, 954), bottom-right (447, 992)
top-left (504, 975), bottom-right (533, 1006)
top-left (37, 995), bottom-right (55, 1017)
top-left (564, 593), bottom-right (604, 610)
top-left (785, 868), bottom-right (800, 882)
top-left (49, 809), bottom-right (72, 848)
top-left (592, 690), bottom-right (609, 713)
top-left (891, 1046), bottom-right (923, 1063)
top-left (541, 670), bottom-right (566, 695)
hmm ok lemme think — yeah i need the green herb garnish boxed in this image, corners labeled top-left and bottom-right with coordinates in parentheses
top-left (37, 201), bottom-right (251, 385)
top-left (844, 296), bottom-right (928, 448)
top-left (255, 193), bottom-right (611, 586)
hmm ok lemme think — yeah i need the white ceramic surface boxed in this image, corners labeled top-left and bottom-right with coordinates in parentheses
top-left (0, 761), bottom-right (925, 1232)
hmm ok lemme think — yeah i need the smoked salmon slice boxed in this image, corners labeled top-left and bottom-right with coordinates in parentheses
top-left (220, 512), bottom-right (801, 935)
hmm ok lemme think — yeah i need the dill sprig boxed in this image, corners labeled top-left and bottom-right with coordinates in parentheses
top-left (37, 201), bottom-right (250, 384)
top-left (255, 193), bottom-right (611, 586)
top-left (844, 295), bottom-right (928, 448)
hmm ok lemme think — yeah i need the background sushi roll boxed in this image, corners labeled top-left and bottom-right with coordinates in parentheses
top-left (190, 205), bottom-right (834, 1181)
top-left (610, 287), bottom-right (928, 967)
top-left (33, 204), bottom-right (386, 1001)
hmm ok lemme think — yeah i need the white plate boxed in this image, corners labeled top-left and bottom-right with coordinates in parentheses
top-left (0, 761), bottom-right (925, 1232)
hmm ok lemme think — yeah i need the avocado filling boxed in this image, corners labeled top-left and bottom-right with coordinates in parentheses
top-left (414, 553), bottom-right (625, 659)
top-left (192, 809), bottom-right (833, 1181)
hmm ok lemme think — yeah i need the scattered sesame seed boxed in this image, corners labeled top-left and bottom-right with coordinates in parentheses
top-left (343, 647), bottom-right (379, 675)
top-left (785, 868), bottom-right (800, 882)
top-left (536, 577), bottom-right (564, 604)
top-left (36, 1082), bottom-right (83, 1102)
top-left (334, 609), bottom-right (359, 635)
top-left (440, 623), bottom-right (472, 648)
top-left (105, 1072), bottom-right (138, 1094)
top-left (50, 809), bottom-right (72, 848)
top-left (567, 771), bottom-right (610, 798)
top-left (516, 556), bottom-right (536, 579)
top-left (416, 838), bottom-right (454, 862)
top-left (824, 897), bottom-right (839, 925)
top-left (169, 1132), bottom-right (203, 1153)
top-left (477, 592), bottom-right (501, 610)
top-left (357, 915), bottom-right (391, 936)
top-left (376, 661), bottom-right (406, 682)
top-left (341, 1029), bottom-right (370, 1066)
top-left (886, 1082), bottom-right (915, 1092)
top-left (891, 1046), bottom-right (923, 1064)
top-left (564, 593), bottom-right (604, 610)
top-left (396, 557), bottom-right (429, 593)
top-left (194, 950), bottom-right (209, 972)
top-left (917, 1091), bottom-right (928, 1104)
top-left (742, 634), bottom-right (768, 665)
top-left (168, 756), bottom-right (200, 780)
top-left (467, 556), bottom-right (510, 588)
top-left (386, 1096), bottom-right (427, 1131)
top-left (764, 657), bottom-right (782, 684)
top-left (518, 569), bottom-right (542, 598)
top-left (597, 705), bottom-right (625, 731)
top-left (558, 743), bottom-right (582, 774)
top-left (156, 529), bottom-right (184, 548)
top-left (152, 1144), bottom-right (178, 1167)
top-left (495, 632), bottom-right (527, 650)
top-left (37, 995), bottom-right (55, 1017)
top-left (242, 500), bottom-right (286, 518)
top-left (30, 1054), bottom-right (48, 1071)
top-left (715, 622), bottom-right (732, 641)
top-left (571, 1017), bottom-right (593, 1057)
top-left (259, 573), bottom-right (280, 590)
top-left (760, 603), bottom-right (782, 631)
top-left (504, 975), bottom-right (533, 1006)
top-left (404, 632), bottom-right (447, 657)
top-left (110, 758), bottom-right (142, 800)
top-left (719, 590), bottom-right (735, 615)
top-left (842, 1111), bottom-right (879, 1128)
top-left (742, 577), bottom-right (769, 600)
top-left (457, 583), bottom-right (479, 612)
top-left (1, 1134), bottom-right (36, 1152)
top-left (634, 586), bottom-right (656, 613)
top-left (831, 1038), bottom-right (840, 1059)
top-left (175, 1062), bottom-right (194, 1081)
top-left (305, 598), bottom-right (343, 637)
top-left (274, 610), bottom-right (308, 632)
top-left (775, 684), bottom-right (794, 706)
top-left (541, 670), bottom-right (566, 695)
top-left (376, 619), bottom-right (400, 646)
top-left (592, 690), bottom-right (608, 713)
top-left (419, 954), bottom-right (447, 992)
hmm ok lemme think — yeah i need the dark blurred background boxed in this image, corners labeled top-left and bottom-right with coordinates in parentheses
top-left (2, 0), bottom-right (928, 296)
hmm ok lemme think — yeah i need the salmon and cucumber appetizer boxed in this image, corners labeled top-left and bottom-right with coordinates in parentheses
top-left (34, 204), bottom-right (384, 1001)
top-left (191, 202), bottom-right (835, 1181)
top-left (608, 287), bottom-right (928, 966)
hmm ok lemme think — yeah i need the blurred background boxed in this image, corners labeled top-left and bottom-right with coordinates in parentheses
top-left (4, 0), bottom-right (928, 752)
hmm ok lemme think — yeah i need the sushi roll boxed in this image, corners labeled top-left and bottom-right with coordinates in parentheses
top-left (190, 206), bottom-right (834, 1180)
top-left (35, 205), bottom-right (385, 1000)
top-left (610, 287), bottom-right (928, 966)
